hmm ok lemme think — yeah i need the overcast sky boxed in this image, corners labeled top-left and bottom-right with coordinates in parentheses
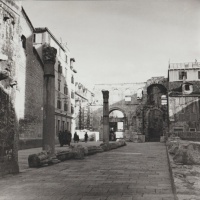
top-left (23, 0), bottom-right (200, 89)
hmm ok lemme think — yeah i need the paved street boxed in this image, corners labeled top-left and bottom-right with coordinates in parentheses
top-left (0, 142), bottom-right (174, 200)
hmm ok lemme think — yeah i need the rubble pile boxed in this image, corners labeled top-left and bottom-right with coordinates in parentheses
top-left (28, 140), bottom-right (126, 168)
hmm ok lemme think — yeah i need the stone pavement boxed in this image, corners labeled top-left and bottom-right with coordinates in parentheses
top-left (0, 142), bottom-right (175, 200)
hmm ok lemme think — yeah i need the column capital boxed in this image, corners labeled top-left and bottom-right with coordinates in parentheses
top-left (42, 44), bottom-right (57, 64)
top-left (102, 90), bottom-right (109, 102)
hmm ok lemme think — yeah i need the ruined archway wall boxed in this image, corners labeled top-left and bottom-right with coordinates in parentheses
top-left (143, 77), bottom-right (169, 141)
top-left (92, 82), bottom-right (146, 140)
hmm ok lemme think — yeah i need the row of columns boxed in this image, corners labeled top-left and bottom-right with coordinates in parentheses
top-left (42, 45), bottom-right (110, 156)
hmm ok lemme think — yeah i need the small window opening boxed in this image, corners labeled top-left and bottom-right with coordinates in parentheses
top-left (185, 85), bottom-right (190, 91)
top-left (21, 35), bottom-right (26, 49)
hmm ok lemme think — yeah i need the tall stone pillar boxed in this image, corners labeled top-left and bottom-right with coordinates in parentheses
top-left (102, 90), bottom-right (109, 143)
top-left (42, 44), bottom-right (57, 155)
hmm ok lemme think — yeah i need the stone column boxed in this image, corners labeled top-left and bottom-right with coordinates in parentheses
top-left (42, 44), bottom-right (57, 155)
top-left (102, 90), bottom-right (109, 143)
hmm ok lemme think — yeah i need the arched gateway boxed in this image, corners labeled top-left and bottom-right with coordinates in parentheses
top-left (109, 108), bottom-right (126, 139)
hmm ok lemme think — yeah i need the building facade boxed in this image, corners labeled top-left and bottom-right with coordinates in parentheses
top-left (75, 82), bottom-right (94, 131)
top-left (34, 28), bottom-right (77, 137)
top-left (168, 62), bottom-right (200, 140)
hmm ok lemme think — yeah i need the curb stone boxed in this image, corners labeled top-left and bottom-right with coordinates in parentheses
top-left (166, 144), bottom-right (178, 200)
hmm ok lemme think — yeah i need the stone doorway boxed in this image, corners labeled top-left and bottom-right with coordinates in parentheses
top-left (109, 110), bottom-right (125, 139)
top-left (148, 108), bottom-right (163, 142)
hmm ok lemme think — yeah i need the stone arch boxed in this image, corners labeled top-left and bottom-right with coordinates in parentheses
top-left (147, 83), bottom-right (167, 95)
top-left (145, 107), bottom-right (163, 141)
top-left (109, 107), bottom-right (127, 139)
top-left (109, 107), bottom-right (126, 117)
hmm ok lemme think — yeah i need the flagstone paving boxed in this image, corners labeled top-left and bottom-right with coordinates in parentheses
top-left (0, 142), bottom-right (175, 200)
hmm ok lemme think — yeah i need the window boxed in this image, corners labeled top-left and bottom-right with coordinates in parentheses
top-left (71, 105), bottom-right (74, 114)
top-left (58, 80), bottom-right (61, 91)
top-left (179, 71), bottom-right (187, 80)
top-left (21, 35), bottom-right (26, 49)
top-left (185, 84), bottom-right (190, 91)
top-left (33, 34), bottom-right (36, 43)
top-left (198, 71), bottom-right (200, 79)
top-left (57, 100), bottom-right (61, 109)
top-left (71, 76), bottom-right (74, 84)
top-left (125, 96), bottom-right (131, 102)
top-left (64, 86), bottom-right (68, 95)
top-left (58, 62), bottom-right (62, 74)
top-left (62, 121), bottom-right (65, 131)
top-left (64, 103), bottom-right (68, 111)
top-left (161, 95), bottom-right (167, 105)
top-left (189, 128), bottom-right (196, 132)
top-left (125, 89), bottom-right (131, 102)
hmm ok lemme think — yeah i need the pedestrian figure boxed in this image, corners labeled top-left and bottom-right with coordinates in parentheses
top-left (74, 132), bottom-right (79, 143)
top-left (66, 130), bottom-right (72, 146)
top-left (84, 132), bottom-right (88, 143)
top-left (109, 128), bottom-right (114, 141)
top-left (58, 130), bottom-right (63, 147)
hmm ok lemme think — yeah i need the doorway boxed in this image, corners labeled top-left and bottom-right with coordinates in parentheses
top-left (148, 109), bottom-right (163, 141)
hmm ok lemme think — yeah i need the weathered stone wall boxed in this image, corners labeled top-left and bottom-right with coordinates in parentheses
top-left (0, 0), bottom-right (22, 175)
top-left (92, 77), bottom-right (169, 141)
top-left (92, 83), bottom-right (146, 141)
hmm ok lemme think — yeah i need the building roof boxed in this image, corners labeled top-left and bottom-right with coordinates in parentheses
top-left (169, 62), bottom-right (200, 70)
top-left (21, 7), bottom-right (35, 31)
top-left (35, 27), bottom-right (66, 52)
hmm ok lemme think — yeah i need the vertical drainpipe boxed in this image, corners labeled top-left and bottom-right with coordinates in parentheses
top-left (42, 44), bottom-right (57, 156)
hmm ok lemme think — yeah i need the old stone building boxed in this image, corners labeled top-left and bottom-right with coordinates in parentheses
top-left (75, 82), bottom-right (94, 130)
top-left (92, 77), bottom-right (169, 142)
top-left (168, 62), bottom-right (200, 140)
top-left (34, 27), bottom-right (77, 137)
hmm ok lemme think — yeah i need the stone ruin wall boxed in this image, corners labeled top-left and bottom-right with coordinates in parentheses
top-left (0, 0), bottom-right (22, 175)
top-left (92, 77), bottom-right (169, 142)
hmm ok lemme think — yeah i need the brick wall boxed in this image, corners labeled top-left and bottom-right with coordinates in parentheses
top-left (17, 10), bottom-right (44, 140)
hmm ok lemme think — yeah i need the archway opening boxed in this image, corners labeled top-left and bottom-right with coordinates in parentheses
top-left (147, 108), bottom-right (163, 142)
top-left (109, 110), bottom-right (125, 140)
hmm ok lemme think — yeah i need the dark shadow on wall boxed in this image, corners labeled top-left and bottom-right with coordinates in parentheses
top-left (18, 35), bottom-right (44, 149)
top-left (169, 97), bottom-right (200, 140)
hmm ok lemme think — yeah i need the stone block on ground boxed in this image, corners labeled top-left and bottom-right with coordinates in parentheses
top-left (70, 145), bottom-right (85, 159)
top-left (100, 143), bottom-right (111, 151)
top-left (167, 141), bottom-right (179, 155)
top-left (56, 150), bottom-right (74, 161)
top-left (28, 151), bottom-right (49, 168)
top-left (109, 143), bottom-right (118, 150)
top-left (83, 147), bottom-right (88, 156)
top-left (173, 142), bottom-right (200, 165)
top-left (87, 146), bottom-right (103, 155)
top-left (116, 139), bottom-right (126, 147)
